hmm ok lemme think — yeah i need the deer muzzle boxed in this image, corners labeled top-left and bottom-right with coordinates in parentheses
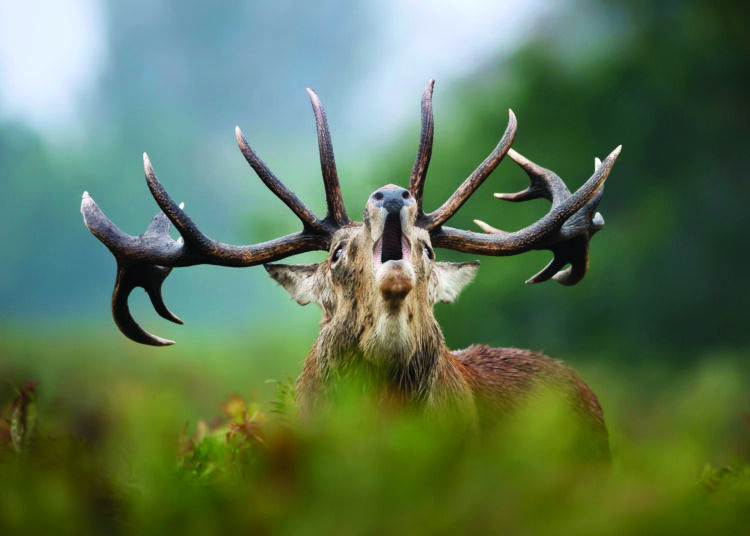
top-left (368, 187), bottom-right (415, 302)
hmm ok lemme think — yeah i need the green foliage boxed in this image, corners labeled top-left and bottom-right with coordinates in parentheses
top-left (1, 341), bottom-right (748, 534)
top-left (9, 381), bottom-right (38, 455)
top-left (266, 376), bottom-right (298, 425)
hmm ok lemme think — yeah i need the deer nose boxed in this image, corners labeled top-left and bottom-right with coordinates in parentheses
top-left (371, 187), bottom-right (413, 214)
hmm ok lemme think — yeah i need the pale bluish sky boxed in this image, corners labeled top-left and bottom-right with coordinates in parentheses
top-left (356, 0), bottom-right (560, 140)
top-left (0, 0), bottom-right (106, 130)
top-left (0, 0), bottom-right (557, 141)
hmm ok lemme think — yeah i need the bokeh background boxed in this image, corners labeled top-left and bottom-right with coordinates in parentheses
top-left (0, 0), bottom-right (749, 532)
top-left (2, 0), bottom-right (747, 385)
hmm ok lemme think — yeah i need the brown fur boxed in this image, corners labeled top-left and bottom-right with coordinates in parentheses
top-left (268, 186), bottom-right (609, 460)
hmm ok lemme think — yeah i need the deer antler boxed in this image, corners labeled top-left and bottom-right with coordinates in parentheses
top-left (428, 144), bottom-right (620, 285)
top-left (409, 81), bottom-right (620, 284)
top-left (408, 80), bottom-right (519, 231)
top-left (408, 79), bottom-right (435, 210)
top-left (475, 149), bottom-right (611, 285)
top-left (307, 88), bottom-right (350, 227)
top-left (81, 89), bottom-right (345, 346)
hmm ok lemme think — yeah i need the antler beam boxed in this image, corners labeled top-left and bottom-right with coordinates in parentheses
top-left (81, 89), bottom-right (349, 345)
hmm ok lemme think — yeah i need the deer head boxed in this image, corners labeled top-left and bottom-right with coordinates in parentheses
top-left (265, 182), bottom-right (482, 369)
top-left (81, 80), bottom-right (620, 356)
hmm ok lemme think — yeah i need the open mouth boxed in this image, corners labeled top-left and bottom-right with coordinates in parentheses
top-left (373, 212), bottom-right (411, 269)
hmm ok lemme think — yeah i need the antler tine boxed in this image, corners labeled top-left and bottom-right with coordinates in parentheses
top-left (431, 145), bottom-right (621, 279)
top-left (235, 126), bottom-right (322, 231)
top-left (143, 153), bottom-right (212, 249)
top-left (111, 254), bottom-right (181, 347)
top-left (423, 109), bottom-right (517, 231)
top-left (81, 190), bottom-right (136, 255)
top-left (82, 137), bottom-right (340, 345)
top-left (306, 88), bottom-right (350, 227)
top-left (526, 183), bottom-right (605, 286)
top-left (82, 193), bottom-right (185, 346)
top-left (495, 148), bottom-right (571, 206)
top-left (409, 79), bottom-right (435, 211)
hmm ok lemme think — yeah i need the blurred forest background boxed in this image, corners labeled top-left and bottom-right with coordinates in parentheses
top-left (0, 0), bottom-right (749, 532)
top-left (1, 0), bottom-right (747, 363)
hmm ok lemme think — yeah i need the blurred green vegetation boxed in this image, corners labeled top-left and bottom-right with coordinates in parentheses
top-left (0, 341), bottom-right (748, 534)
top-left (1, 0), bottom-right (749, 533)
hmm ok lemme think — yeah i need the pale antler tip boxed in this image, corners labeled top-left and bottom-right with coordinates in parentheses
top-left (423, 79), bottom-right (435, 99)
top-left (235, 125), bottom-right (248, 147)
top-left (507, 109), bottom-right (518, 130)
top-left (600, 145), bottom-right (622, 167)
top-left (143, 152), bottom-right (152, 168)
top-left (80, 191), bottom-right (95, 218)
top-left (474, 219), bottom-right (501, 234)
top-left (594, 157), bottom-right (602, 170)
top-left (306, 88), bottom-right (323, 107)
top-left (592, 212), bottom-right (605, 228)
top-left (179, 202), bottom-right (185, 210)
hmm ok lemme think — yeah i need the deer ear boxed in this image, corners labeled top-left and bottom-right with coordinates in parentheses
top-left (432, 261), bottom-right (479, 304)
top-left (264, 263), bottom-right (320, 305)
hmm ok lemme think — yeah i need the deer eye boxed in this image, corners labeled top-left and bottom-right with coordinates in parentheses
top-left (423, 243), bottom-right (434, 260)
top-left (332, 244), bottom-right (345, 263)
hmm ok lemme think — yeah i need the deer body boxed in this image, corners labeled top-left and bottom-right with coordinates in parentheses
top-left (266, 185), bottom-right (608, 457)
top-left (81, 81), bottom-right (619, 459)
top-left (297, 339), bottom-right (609, 452)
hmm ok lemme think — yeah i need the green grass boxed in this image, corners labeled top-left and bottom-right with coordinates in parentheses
top-left (1, 333), bottom-right (748, 534)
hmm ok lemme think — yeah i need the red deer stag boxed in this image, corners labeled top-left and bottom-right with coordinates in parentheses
top-left (81, 81), bottom-right (620, 457)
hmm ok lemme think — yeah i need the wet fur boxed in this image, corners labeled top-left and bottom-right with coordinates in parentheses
top-left (268, 188), bottom-right (610, 460)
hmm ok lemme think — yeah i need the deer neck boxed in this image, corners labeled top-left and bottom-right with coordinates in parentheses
top-left (312, 306), bottom-right (459, 405)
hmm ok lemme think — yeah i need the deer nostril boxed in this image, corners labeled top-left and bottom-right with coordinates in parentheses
top-left (401, 190), bottom-right (410, 200)
top-left (373, 192), bottom-right (384, 201)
